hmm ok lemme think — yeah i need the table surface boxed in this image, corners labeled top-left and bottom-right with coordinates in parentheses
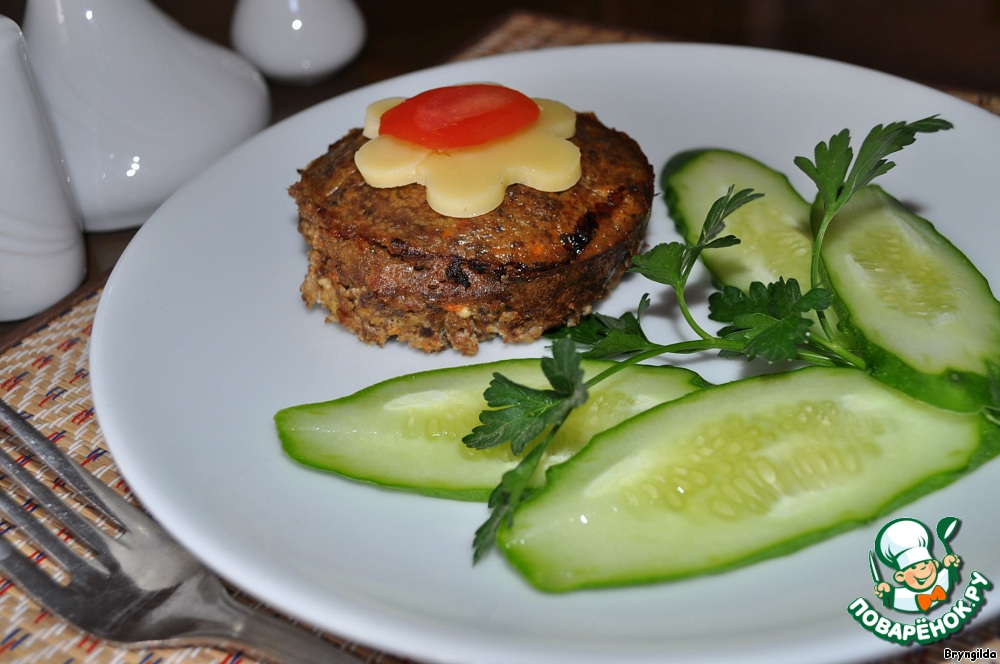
top-left (1, 7), bottom-right (999, 664)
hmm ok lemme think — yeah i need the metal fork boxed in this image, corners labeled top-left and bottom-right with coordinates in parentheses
top-left (0, 399), bottom-right (364, 664)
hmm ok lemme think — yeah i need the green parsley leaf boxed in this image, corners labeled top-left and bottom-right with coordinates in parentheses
top-left (582, 297), bottom-right (659, 358)
top-left (792, 128), bottom-right (852, 214)
top-left (541, 337), bottom-right (587, 399)
top-left (544, 314), bottom-right (611, 346)
top-left (700, 187), bottom-right (761, 248)
top-left (738, 314), bottom-right (814, 363)
top-left (630, 186), bottom-right (759, 289)
top-left (710, 278), bottom-right (831, 362)
top-left (794, 116), bottom-right (953, 217)
top-left (462, 373), bottom-right (563, 454)
top-left (586, 323), bottom-right (660, 358)
top-left (547, 295), bottom-right (659, 359)
top-left (472, 443), bottom-right (547, 564)
top-left (847, 117), bottom-right (953, 197)
top-left (710, 278), bottom-right (830, 323)
top-left (469, 338), bottom-right (588, 562)
top-left (629, 241), bottom-right (688, 289)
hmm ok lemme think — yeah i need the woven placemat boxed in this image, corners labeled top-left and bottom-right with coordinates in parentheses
top-left (0, 291), bottom-right (397, 664)
top-left (2, 10), bottom-right (999, 664)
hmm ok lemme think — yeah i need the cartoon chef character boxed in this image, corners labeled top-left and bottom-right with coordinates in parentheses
top-left (872, 517), bottom-right (961, 613)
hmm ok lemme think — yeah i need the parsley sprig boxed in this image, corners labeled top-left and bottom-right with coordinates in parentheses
top-left (466, 338), bottom-right (587, 562)
top-left (796, 117), bottom-right (953, 340)
top-left (465, 116), bottom-right (952, 563)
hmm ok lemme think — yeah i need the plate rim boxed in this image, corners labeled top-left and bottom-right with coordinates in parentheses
top-left (90, 41), bottom-right (1000, 664)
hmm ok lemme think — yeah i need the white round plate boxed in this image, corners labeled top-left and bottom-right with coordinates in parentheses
top-left (90, 43), bottom-right (1000, 664)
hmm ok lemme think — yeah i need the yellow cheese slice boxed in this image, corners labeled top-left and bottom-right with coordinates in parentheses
top-left (354, 97), bottom-right (581, 218)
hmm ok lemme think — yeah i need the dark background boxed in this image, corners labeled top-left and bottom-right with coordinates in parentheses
top-left (3, 0), bottom-right (999, 96)
top-left (1, 0), bottom-right (998, 338)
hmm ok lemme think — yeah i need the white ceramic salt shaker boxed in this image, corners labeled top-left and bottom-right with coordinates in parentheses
top-left (22, 0), bottom-right (271, 232)
top-left (0, 16), bottom-right (85, 322)
top-left (231, 0), bottom-right (366, 85)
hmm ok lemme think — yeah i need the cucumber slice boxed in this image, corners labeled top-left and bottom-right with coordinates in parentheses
top-left (497, 366), bottom-right (997, 592)
top-left (275, 360), bottom-right (707, 501)
top-left (662, 149), bottom-right (813, 291)
top-left (817, 186), bottom-right (1000, 412)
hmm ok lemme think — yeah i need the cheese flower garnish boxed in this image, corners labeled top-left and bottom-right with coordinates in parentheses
top-left (354, 84), bottom-right (581, 218)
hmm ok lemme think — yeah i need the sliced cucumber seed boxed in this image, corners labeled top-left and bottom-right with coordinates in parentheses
top-left (847, 226), bottom-right (957, 318)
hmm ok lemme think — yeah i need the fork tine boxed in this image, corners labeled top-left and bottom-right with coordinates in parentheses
top-left (0, 454), bottom-right (110, 579)
top-left (0, 400), bottom-right (147, 533)
top-left (0, 419), bottom-right (114, 553)
top-left (0, 536), bottom-right (94, 626)
top-left (1, 404), bottom-right (361, 663)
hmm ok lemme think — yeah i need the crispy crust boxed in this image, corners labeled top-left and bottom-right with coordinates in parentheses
top-left (290, 111), bottom-right (653, 355)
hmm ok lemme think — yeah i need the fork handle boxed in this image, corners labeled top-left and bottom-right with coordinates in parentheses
top-left (197, 592), bottom-right (367, 664)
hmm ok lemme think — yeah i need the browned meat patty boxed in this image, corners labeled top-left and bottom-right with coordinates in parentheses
top-left (289, 111), bottom-right (653, 355)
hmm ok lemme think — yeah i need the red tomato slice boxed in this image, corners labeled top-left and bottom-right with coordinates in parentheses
top-left (377, 84), bottom-right (541, 150)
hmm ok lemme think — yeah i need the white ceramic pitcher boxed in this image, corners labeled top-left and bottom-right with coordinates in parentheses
top-left (0, 16), bottom-right (85, 322)
top-left (22, 0), bottom-right (271, 231)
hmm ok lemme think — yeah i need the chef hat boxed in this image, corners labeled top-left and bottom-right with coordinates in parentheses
top-left (876, 518), bottom-right (934, 570)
